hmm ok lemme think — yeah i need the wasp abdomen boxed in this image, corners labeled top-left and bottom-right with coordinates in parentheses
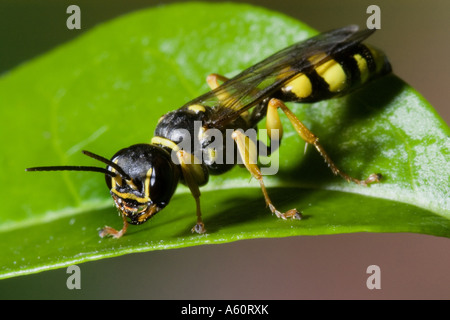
top-left (280, 44), bottom-right (391, 103)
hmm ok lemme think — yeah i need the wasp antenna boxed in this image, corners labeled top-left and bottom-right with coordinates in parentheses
top-left (81, 150), bottom-right (131, 181)
top-left (25, 165), bottom-right (118, 178)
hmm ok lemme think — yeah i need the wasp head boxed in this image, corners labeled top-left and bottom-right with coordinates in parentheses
top-left (26, 144), bottom-right (180, 238)
top-left (105, 144), bottom-right (180, 225)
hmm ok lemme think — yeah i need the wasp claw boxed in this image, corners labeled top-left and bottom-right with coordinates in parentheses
top-left (191, 222), bottom-right (206, 234)
top-left (270, 206), bottom-right (301, 220)
top-left (362, 173), bottom-right (383, 186)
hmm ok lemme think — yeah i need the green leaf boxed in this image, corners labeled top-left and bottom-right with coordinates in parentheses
top-left (0, 3), bottom-right (448, 279)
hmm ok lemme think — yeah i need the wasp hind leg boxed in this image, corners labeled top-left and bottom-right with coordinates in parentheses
top-left (206, 73), bottom-right (229, 89)
top-left (268, 98), bottom-right (382, 186)
top-left (231, 129), bottom-right (302, 220)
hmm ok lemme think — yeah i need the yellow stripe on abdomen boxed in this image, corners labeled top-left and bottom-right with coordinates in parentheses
top-left (353, 53), bottom-right (369, 83)
top-left (315, 59), bottom-right (347, 92)
top-left (283, 74), bottom-right (313, 99)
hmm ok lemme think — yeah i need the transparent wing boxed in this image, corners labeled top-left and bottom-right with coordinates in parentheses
top-left (183, 25), bottom-right (375, 128)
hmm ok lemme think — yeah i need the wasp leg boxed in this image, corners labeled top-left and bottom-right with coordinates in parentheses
top-left (99, 213), bottom-right (128, 239)
top-left (232, 129), bottom-right (302, 220)
top-left (206, 73), bottom-right (229, 90)
top-left (207, 73), bottom-right (236, 104)
top-left (176, 150), bottom-right (208, 234)
top-left (268, 98), bottom-right (382, 186)
top-left (260, 96), bottom-right (286, 157)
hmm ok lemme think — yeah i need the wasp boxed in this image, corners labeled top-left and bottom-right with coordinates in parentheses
top-left (26, 25), bottom-right (391, 238)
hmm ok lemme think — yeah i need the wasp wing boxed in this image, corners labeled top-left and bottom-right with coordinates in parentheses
top-left (183, 25), bottom-right (375, 128)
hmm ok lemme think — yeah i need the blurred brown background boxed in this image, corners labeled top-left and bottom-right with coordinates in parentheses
top-left (0, 0), bottom-right (448, 299)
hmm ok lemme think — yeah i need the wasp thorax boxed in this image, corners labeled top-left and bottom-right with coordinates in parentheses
top-left (106, 144), bottom-right (180, 225)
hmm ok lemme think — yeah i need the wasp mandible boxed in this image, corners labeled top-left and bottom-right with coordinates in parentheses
top-left (27, 25), bottom-right (391, 238)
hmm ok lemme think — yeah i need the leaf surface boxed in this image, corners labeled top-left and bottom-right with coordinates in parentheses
top-left (0, 3), bottom-right (448, 279)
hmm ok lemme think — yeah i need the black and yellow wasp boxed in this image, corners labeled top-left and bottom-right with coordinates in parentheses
top-left (27, 25), bottom-right (391, 238)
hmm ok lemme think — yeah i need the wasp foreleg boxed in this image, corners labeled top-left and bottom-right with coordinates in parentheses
top-left (176, 150), bottom-right (208, 234)
top-left (99, 212), bottom-right (129, 239)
